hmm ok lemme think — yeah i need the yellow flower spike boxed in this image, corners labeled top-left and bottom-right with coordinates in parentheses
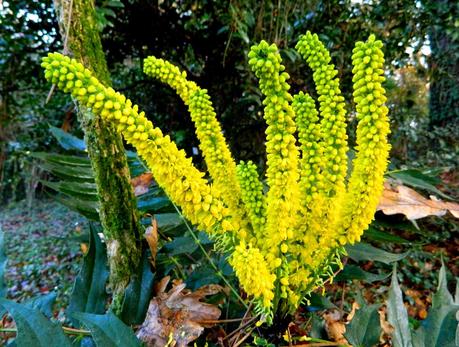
top-left (236, 161), bottom-right (266, 238)
top-left (339, 35), bottom-right (390, 244)
top-left (248, 41), bottom-right (300, 270)
top-left (144, 56), bottom-right (249, 240)
top-left (41, 53), bottom-right (236, 241)
top-left (292, 92), bottom-right (323, 210)
top-left (295, 31), bottom-right (348, 197)
top-left (229, 240), bottom-right (275, 310)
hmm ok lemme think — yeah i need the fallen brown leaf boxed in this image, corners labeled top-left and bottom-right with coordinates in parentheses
top-left (377, 182), bottom-right (459, 220)
top-left (144, 218), bottom-right (158, 266)
top-left (136, 276), bottom-right (224, 347)
top-left (323, 310), bottom-right (348, 345)
top-left (131, 173), bottom-right (154, 196)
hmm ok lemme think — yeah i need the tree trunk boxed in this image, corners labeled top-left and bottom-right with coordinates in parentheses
top-left (53, 0), bottom-right (142, 313)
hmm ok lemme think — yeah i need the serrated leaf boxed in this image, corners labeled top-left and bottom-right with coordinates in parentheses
top-left (25, 292), bottom-right (57, 319)
top-left (344, 304), bottom-right (381, 347)
top-left (68, 224), bottom-right (109, 325)
top-left (72, 312), bottom-right (141, 347)
top-left (346, 242), bottom-right (408, 264)
top-left (120, 252), bottom-right (155, 325)
top-left (387, 266), bottom-right (413, 347)
top-left (0, 299), bottom-right (72, 347)
top-left (432, 262), bottom-right (454, 308)
top-left (388, 169), bottom-right (452, 200)
top-left (336, 265), bottom-right (390, 283)
top-left (49, 126), bottom-right (86, 151)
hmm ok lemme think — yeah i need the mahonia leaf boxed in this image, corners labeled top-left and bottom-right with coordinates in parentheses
top-left (72, 312), bottom-right (141, 347)
top-left (387, 266), bottom-right (413, 347)
top-left (0, 299), bottom-right (72, 347)
top-left (67, 223), bottom-right (109, 325)
top-left (344, 304), bottom-right (381, 347)
top-left (120, 251), bottom-right (155, 325)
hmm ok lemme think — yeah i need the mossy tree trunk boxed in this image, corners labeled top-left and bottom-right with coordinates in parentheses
top-left (53, 0), bottom-right (142, 313)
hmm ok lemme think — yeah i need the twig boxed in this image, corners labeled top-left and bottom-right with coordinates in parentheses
top-left (223, 315), bottom-right (257, 343)
top-left (196, 317), bottom-right (250, 324)
top-left (0, 326), bottom-right (91, 336)
top-left (229, 301), bottom-right (253, 346)
top-left (232, 325), bottom-right (257, 347)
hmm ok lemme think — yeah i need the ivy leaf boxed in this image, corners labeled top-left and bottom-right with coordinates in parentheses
top-left (345, 242), bottom-right (408, 264)
top-left (72, 312), bottom-right (141, 347)
top-left (387, 266), bottom-right (413, 347)
top-left (0, 299), bottom-right (72, 347)
top-left (344, 304), bottom-right (381, 347)
top-left (67, 223), bottom-right (109, 325)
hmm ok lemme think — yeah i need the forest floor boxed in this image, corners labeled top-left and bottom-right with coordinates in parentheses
top-left (0, 199), bottom-right (85, 313)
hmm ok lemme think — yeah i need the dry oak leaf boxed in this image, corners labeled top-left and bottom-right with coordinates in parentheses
top-left (136, 276), bottom-right (223, 347)
top-left (131, 173), bottom-right (154, 196)
top-left (323, 310), bottom-right (349, 345)
top-left (377, 182), bottom-right (459, 220)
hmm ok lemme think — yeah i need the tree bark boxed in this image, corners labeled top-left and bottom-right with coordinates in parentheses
top-left (53, 0), bottom-right (142, 313)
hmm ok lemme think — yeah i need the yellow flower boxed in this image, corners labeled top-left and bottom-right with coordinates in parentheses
top-left (295, 31), bottom-right (348, 197)
top-left (248, 41), bottom-right (300, 272)
top-left (339, 35), bottom-right (390, 244)
top-left (41, 53), bottom-right (236, 241)
top-left (229, 241), bottom-right (275, 309)
top-left (236, 161), bottom-right (266, 241)
top-left (144, 56), bottom-right (249, 240)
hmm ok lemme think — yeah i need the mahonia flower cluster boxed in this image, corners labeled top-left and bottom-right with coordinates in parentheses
top-left (143, 57), bottom-right (250, 240)
top-left (42, 31), bottom-right (390, 321)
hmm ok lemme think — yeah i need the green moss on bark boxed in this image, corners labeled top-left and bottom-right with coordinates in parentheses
top-left (53, 0), bottom-right (142, 312)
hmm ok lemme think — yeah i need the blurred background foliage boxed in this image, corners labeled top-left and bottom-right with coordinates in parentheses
top-left (1, 0), bottom-right (458, 203)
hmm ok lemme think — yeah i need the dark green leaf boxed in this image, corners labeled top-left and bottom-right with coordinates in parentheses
top-left (137, 195), bottom-right (171, 212)
top-left (49, 126), bottom-right (86, 151)
top-left (186, 266), bottom-right (219, 291)
top-left (387, 266), bottom-right (413, 347)
top-left (31, 152), bottom-right (91, 167)
top-left (306, 292), bottom-right (337, 311)
top-left (71, 312), bottom-right (141, 347)
top-left (120, 251), bottom-right (155, 325)
top-left (41, 181), bottom-right (98, 201)
top-left (310, 314), bottom-right (328, 339)
top-left (344, 304), bottom-right (381, 347)
top-left (336, 265), bottom-right (390, 283)
top-left (346, 242), bottom-right (408, 264)
top-left (54, 195), bottom-right (100, 221)
top-left (388, 169), bottom-right (453, 200)
top-left (25, 292), bottom-right (57, 319)
top-left (38, 161), bottom-right (94, 182)
top-left (163, 236), bottom-right (198, 256)
top-left (0, 299), bottom-right (71, 347)
top-left (68, 224), bottom-right (109, 326)
top-left (364, 226), bottom-right (409, 244)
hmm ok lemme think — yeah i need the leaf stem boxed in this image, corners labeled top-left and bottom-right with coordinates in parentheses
top-left (171, 202), bottom-right (249, 309)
